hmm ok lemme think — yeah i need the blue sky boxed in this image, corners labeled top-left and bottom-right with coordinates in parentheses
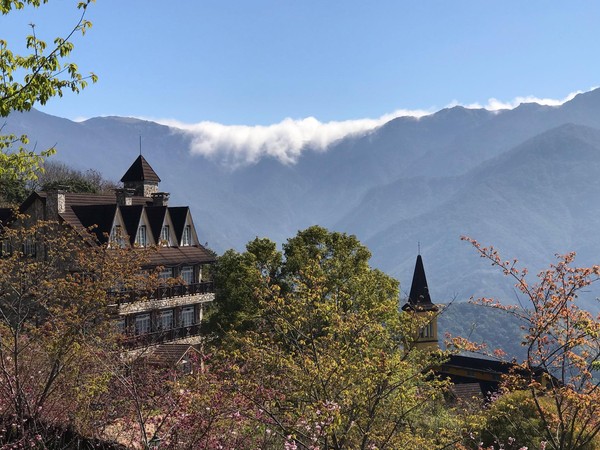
top-left (2, 1), bottom-right (600, 132)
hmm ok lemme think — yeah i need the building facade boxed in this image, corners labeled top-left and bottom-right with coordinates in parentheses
top-left (8, 155), bottom-right (216, 348)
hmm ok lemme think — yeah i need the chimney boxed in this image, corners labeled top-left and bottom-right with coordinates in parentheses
top-left (151, 192), bottom-right (170, 207)
top-left (46, 189), bottom-right (66, 220)
top-left (115, 188), bottom-right (135, 206)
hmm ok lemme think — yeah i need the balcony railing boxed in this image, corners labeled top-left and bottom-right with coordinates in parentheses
top-left (120, 324), bottom-right (203, 348)
top-left (109, 281), bottom-right (214, 306)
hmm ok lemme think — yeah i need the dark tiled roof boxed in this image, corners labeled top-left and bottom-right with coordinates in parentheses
top-left (145, 344), bottom-right (199, 366)
top-left (144, 246), bottom-right (216, 268)
top-left (19, 191), bottom-right (45, 214)
top-left (444, 354), bottom-right (514, 374)
top-left (119, 205), bottom-right (144, 245)
top-left (449, 383), bottom-right (484, 404)
top-left (168, 206), bottom-right (189, 243)
top-left (403, 255), bottom-right (438, 311)
top-left (71, 204), bottom-right (117, 244)
top-left (120, 155), bottom-right (161, 183)
top-left (145, 206), bottom-right (167, 243)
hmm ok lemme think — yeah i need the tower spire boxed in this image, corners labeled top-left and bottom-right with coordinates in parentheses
top-left (402, 253), bottom-right (439, 351)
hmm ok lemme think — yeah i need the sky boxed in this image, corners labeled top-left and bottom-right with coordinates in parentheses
top-left (2, 1), bottom-right (600, 163)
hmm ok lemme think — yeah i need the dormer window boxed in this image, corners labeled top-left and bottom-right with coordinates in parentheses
top-left (136, 225), bottom-right (147, 247)
top-left (110, 225), bottom-right (125, 248)
top-left (182, 225), bottom-right (191, 246)
top-left (160, 225), bottom-right (169, 246)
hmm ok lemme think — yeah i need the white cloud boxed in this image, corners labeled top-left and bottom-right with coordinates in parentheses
top-left (151, 88), bottom-right (593, 168)
top-left (158, 109), bottom-right (431, 167)
top-left (451, 89), bottom-right (591, 111)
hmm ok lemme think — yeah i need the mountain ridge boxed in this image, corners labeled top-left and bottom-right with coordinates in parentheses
top-left (6, 90), bottom-right (600, 310)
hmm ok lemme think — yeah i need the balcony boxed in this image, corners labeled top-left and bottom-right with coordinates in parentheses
top-left (109, 281), bottom-right (215, 306)
top-left (120, 324), bottom-right (203, 348)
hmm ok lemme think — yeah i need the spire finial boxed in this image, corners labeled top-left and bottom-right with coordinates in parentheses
top-left (139, 135), bottom-right (142, 156)
top-left (418, 241), bottom-right (421, 255)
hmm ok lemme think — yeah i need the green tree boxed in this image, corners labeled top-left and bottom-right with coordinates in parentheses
top-left (0, 0), bottom-right (97, 181)
top-left (212, 226), bottom-right (455, 449)
top-left (209, 237), bottom-right (282, 334)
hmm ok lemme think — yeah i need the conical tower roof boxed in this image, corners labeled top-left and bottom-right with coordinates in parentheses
top-left (403, 254), bottom-right (438, 311)
top-left (120, 155), bottom-right (161, 183)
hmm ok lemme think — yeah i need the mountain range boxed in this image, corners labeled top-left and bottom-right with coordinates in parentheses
top-left (7, 89), bottom-right (600, 311)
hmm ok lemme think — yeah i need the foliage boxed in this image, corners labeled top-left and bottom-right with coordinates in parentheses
top-left (0, 0), bottom-right (97, 181)
top-left (0, 175), bottom-right (27, 206)
top-left (34, 160), bottom-right (119, 194)
top-left (212, 226), bottom-right (457, 449)
top-left (0, 218), bottom-right (147, 447)
top-left (460, 237), bottom-right (600, 450)
top-left (209, 237), bottom-right (281, 334)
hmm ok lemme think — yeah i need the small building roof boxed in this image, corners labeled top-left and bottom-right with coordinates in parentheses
top-left (120, 155), bottom-right (161, 183)
top-left (403, 254), bottom-right (438, 312)
top-left (144, 344), bottom-right (200, 367)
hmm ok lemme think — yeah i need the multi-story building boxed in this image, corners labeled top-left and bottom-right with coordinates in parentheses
top-left (6, 154), bottom-right (216, 349)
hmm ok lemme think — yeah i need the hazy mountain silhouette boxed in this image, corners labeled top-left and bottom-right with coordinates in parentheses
top-left (7, 89), bottom-right (600, 310)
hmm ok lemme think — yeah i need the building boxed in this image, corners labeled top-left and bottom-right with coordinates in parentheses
top-left (401, 254), bottom-right (439, 351)
top-left (402, 254), bottom-right (549, 402)
top-left (4, 155), bottom-right (216, 349)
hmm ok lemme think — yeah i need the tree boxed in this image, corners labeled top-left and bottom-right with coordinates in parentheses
top-left (208, 237), bottom-right (281, 334)
top-left (461, 237), bottom-right (600, 450)
top-left (0, 0), bottom-right (97, 181)
top-left (34, 160), bottom-right (119, 194)
top-left (212, 226), bottom-right (454, 449)
top-left (0, 218), bottom-right (147, 447)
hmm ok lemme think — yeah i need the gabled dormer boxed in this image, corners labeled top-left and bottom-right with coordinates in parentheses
top-left (146, 206), bottom-right (177, 247)
top-left (120, 155), bottom-right (161, 198)
top-left (109, 207), bottom-right (127, 248)
top-left (71, 204), bottom-right (119, 245)
top-left (119, 205), bottom-right (155, 247)
top-left (169, 207), bottom-right (199, 247)
top-left (402, 254), bottom-right (439, 351)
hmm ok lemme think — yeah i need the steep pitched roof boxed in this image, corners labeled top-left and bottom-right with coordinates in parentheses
top-left (120, 155), bottom-right (161, 183)
top-left (168, 206), bottom-right (189, 243)
top-left (145, 206), bottom-right (167, 243)
top-left (71, 204), bottom-right (117, 244)
top-left (144, 344), bottom-right (200, 367)
top-left (119, 205), bottom-right (144, 244)
top-left (403, 254), bottom-right (438, 311)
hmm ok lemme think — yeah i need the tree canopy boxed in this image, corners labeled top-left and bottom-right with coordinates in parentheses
top-left (0, 0), bottom-right (97, 181)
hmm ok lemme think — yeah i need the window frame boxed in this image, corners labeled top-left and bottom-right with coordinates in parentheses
top-left (182, 225), bottom-right (191, 246)
top-left (136, 225), bottom-right (147, 247)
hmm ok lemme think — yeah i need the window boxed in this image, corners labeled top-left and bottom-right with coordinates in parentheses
top-left (135, 225), bottom-right (147, 247)
top-left (110, 225), bottom-right (125, 248)
top-left (419, 322), bottom-right (434, 339)
top-left (135, 314), bottom-right (151, 335)
top-left (182, 225), bottom-right (191, 246)
top-left (159, 268), bottom-right (173, 281)
top-left (181, 306), bottom-right (194, 327)
top-left (181, 266), bottom-right (194, 285)
top-left (1, 239), bottom-right (12, 256)
top-left (160, 225), bottom-right (170, 246)
top-left (23, 238), bottom-right (36, 257)
top-left (159, 310), bottom-right (173, 330)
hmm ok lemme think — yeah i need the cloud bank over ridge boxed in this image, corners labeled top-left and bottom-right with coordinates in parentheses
top-left (155, 89), bottom-right (590, 168)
